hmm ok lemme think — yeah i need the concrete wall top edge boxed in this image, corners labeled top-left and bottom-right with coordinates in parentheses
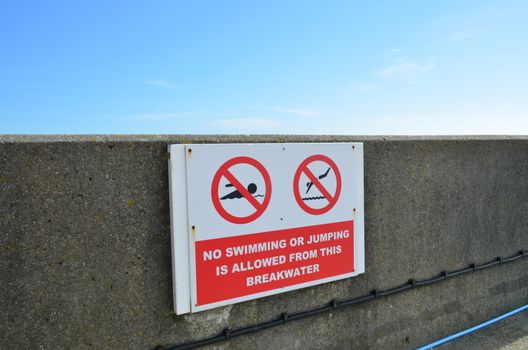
top-left (1, 134), bottom-right (528, 143)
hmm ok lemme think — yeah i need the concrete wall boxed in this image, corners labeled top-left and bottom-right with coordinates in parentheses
top-left (1, 135), bottom-right (527, 350)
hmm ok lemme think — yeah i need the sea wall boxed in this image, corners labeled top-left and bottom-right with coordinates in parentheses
top-left (1, 135), bottom-right (527, 349)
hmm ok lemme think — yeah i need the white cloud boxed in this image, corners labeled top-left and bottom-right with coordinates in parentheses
top-left (122, 112), bottom-right (189, 121)
top-left (447, 29), bottom-right (481, 42)
top-left (145, 80), bottom-right (180, 89)
top-left (384, 48), bottom-right (404, 59)
top-left (354, 82), bottom-right (381, 92)
top-left (273, 108), bottom-right (319, 117)
top-left (377, 115), bottom-right (455, 124)
top-left (210, 118), bottom-right (280, 130)
top-left (121, 110), bottom-right (237, 122)
top-left (377, 61), bottom-right (435, 79)
top-left (425, 12), bottom-right (490, 43)
top-left (386, 48), bottom-right (403, 54)
top-left (426, 15), bottom-right (458, 26)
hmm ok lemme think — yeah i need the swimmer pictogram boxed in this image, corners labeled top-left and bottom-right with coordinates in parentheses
top-left (221, 182), bottom-right (264, 200)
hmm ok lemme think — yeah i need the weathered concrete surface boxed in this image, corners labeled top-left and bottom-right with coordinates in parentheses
top-left (438, 309), bottom-right (528, 349)
top-left (0, 135), bottom-right (527, 350)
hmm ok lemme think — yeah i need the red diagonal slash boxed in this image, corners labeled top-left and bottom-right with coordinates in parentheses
top-left (302, 166), bottom-right (334, 203)
top-left (221, 169), bottom-right (262, 210)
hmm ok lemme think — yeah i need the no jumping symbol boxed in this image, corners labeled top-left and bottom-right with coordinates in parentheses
top-left (293, 154), bottom-right (342, 215)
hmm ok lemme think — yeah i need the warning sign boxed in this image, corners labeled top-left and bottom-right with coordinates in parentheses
top-left (168, 143), bottom-right (364, 314)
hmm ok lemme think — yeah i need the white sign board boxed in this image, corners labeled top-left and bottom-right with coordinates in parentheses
top-left (169, 143), bottom-right (364, 314)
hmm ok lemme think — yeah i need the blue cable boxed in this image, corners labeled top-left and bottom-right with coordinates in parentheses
top-left (417, 303), bottom-right (528, 349)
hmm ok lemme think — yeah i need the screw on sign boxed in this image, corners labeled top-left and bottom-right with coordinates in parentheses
top-left (293, 154), bottom-right (342, 215)
top-left (211, 156), bottom-right (272, 224)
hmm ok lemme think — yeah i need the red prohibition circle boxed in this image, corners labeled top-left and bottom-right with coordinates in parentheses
top-left (293, 154), bottom-right (342, 215)
top-left (211, 156), bottom-right (272, 224)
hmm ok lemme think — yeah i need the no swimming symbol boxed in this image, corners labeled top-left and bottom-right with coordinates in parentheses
top-left (211, 156), bottom-right (272, 224)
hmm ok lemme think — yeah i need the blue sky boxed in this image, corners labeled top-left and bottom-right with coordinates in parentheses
top-left (1, 1), bottom-right (527, 134)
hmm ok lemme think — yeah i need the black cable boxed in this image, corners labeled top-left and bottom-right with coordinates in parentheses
top-left (156, 249), bottom-right (527, 350)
